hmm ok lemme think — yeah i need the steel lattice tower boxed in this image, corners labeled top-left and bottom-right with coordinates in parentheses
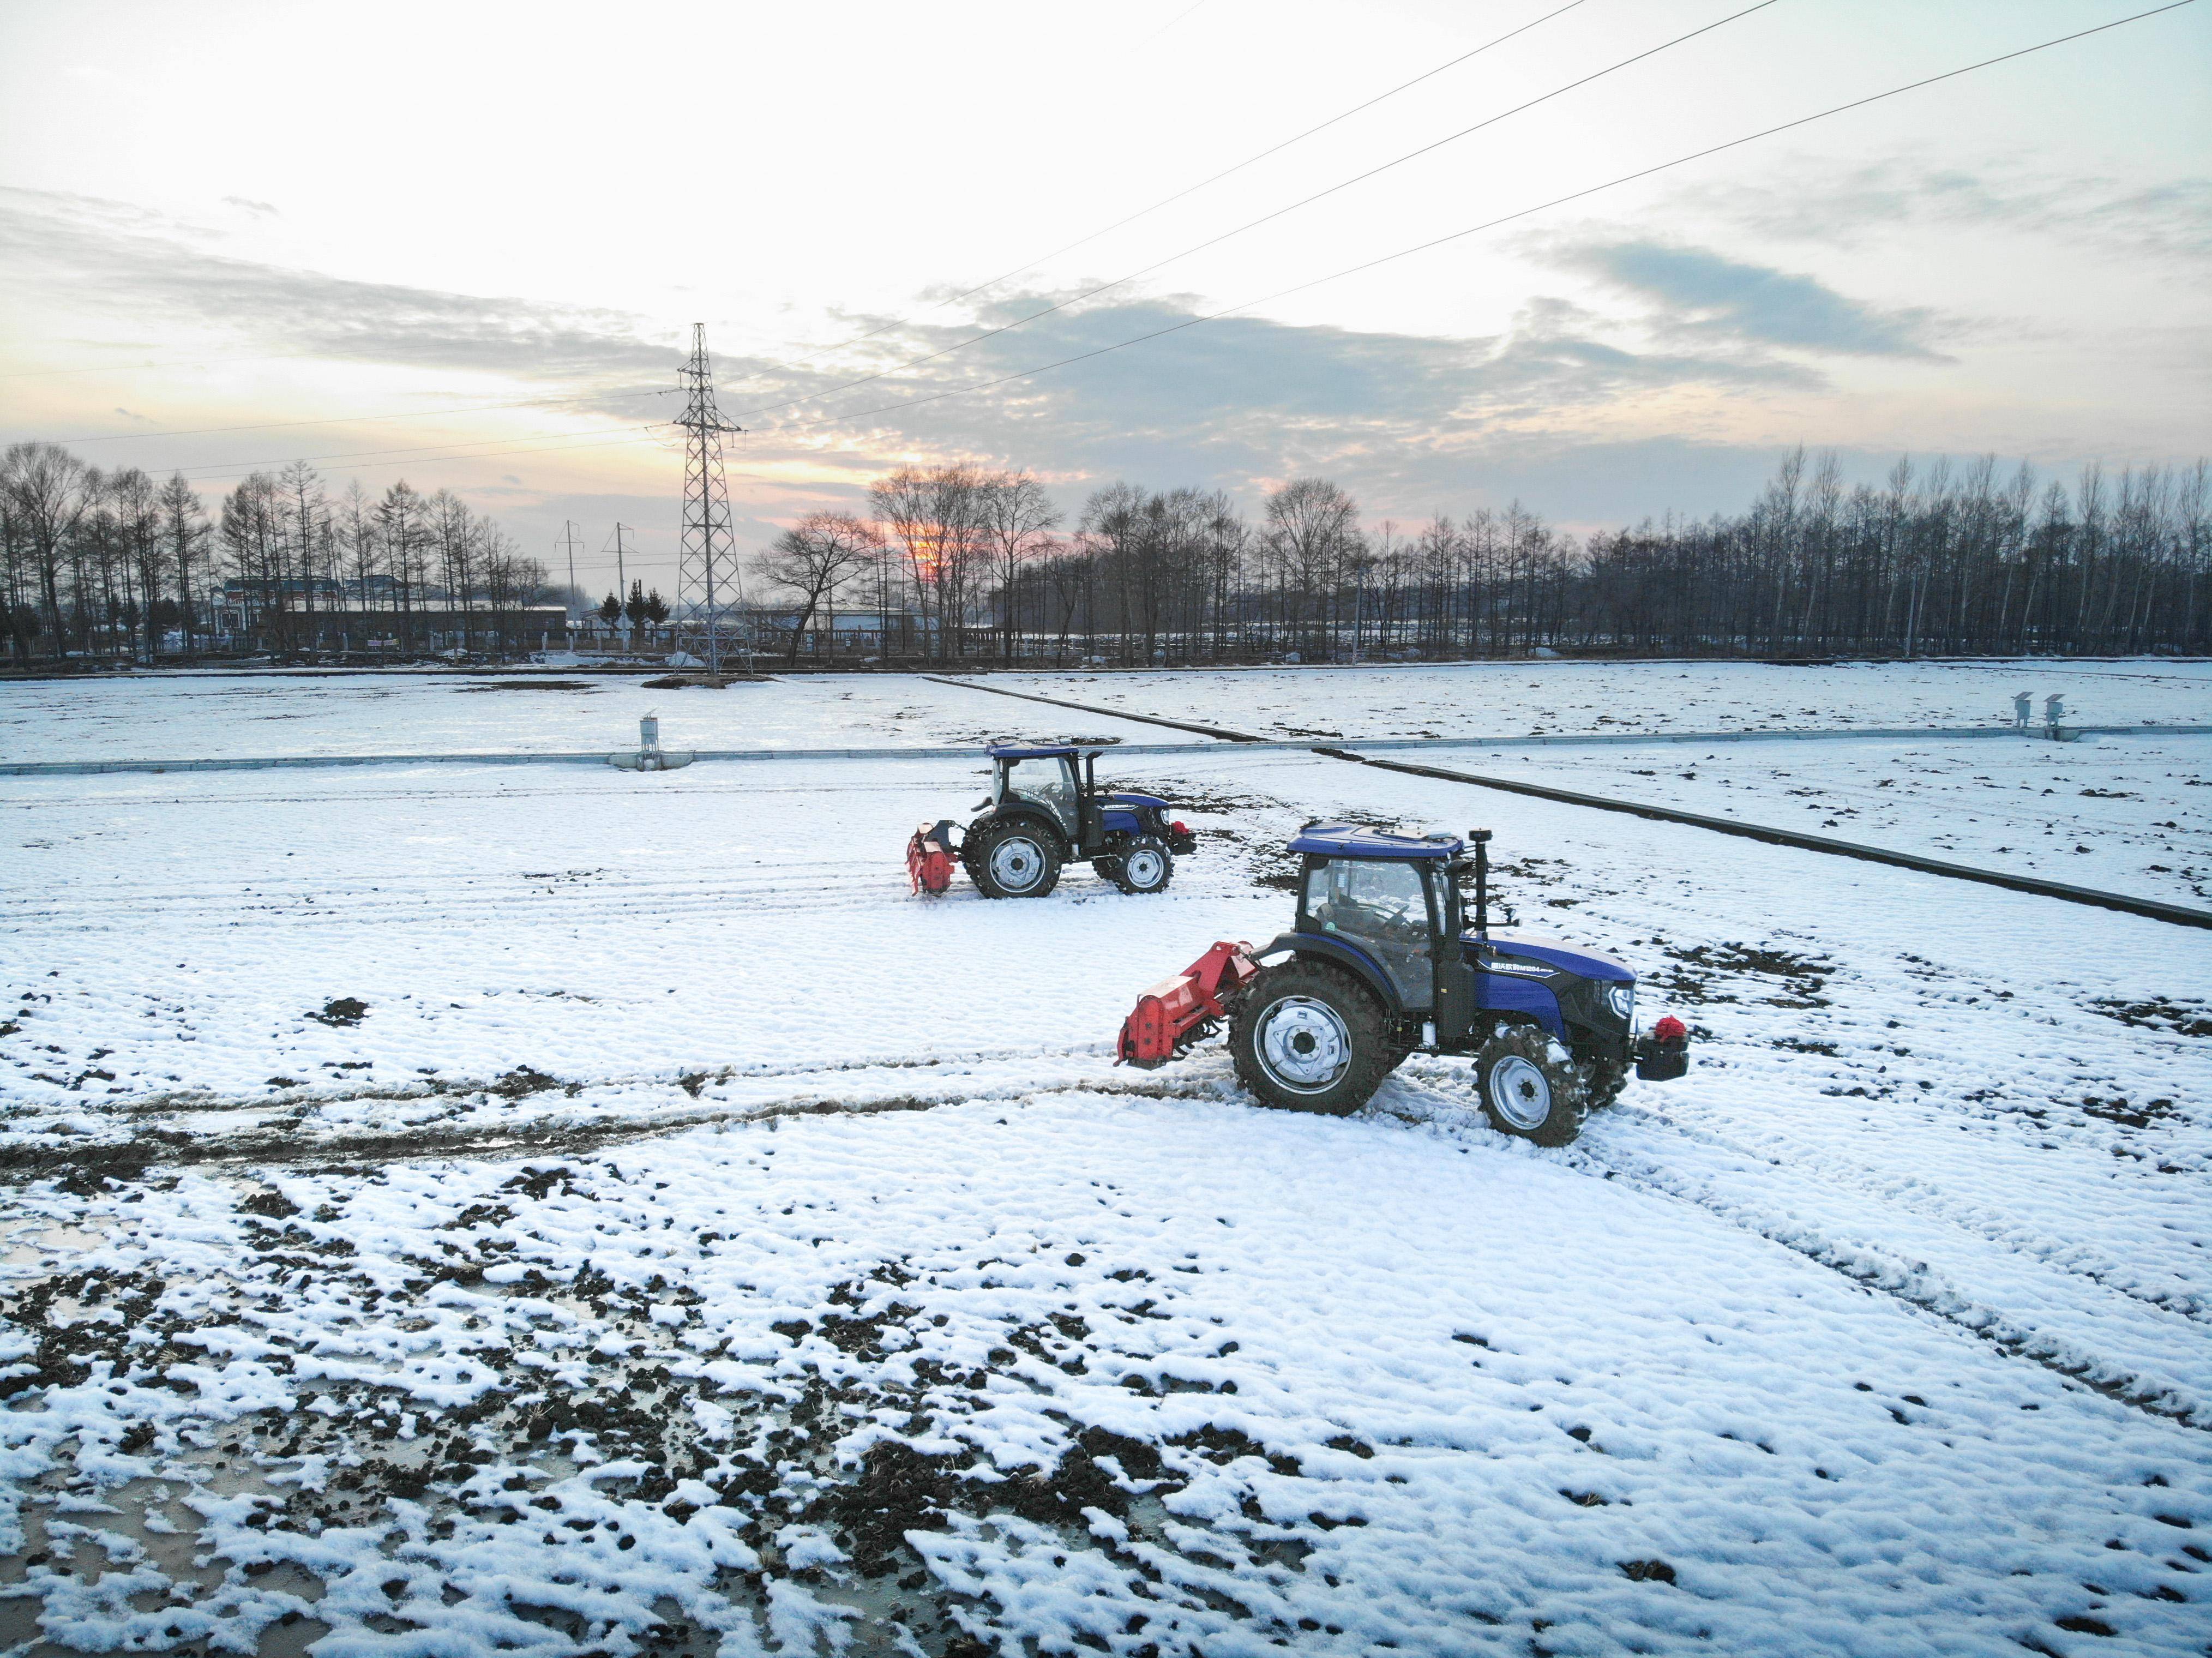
top-left (673, 324), bottom-right (746, 672)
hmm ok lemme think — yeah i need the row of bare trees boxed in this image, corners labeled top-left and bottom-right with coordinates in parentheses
top-left (1, 442), bottom-right (553, 663)
top-left (752, 453), bottom-right (2210, 665)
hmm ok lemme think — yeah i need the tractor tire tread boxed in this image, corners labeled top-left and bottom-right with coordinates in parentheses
top-left (1475, 1024), bottom-right (1588, 1146)
top-left (971, 822), bottom-right (1062, 899)
top-left (1109, 836), bottom-right (1174, 896)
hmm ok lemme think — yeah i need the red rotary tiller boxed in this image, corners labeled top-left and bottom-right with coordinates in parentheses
top-left (1117, 940), bottom-right (1261, 1067)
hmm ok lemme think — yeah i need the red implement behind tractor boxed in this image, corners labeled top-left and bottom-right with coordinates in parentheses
top-left (1116, 940), bottom-right (1260, 1068)
top-left (906, 821), bottom-right (958, 896)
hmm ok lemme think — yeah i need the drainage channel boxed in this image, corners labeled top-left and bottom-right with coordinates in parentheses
top-left (937, 675), bottom-right (2212, 932)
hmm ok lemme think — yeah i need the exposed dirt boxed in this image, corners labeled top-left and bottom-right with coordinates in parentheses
top-left (458, 680), bottom-right (598, 692)
top-left (2090, 997), bottom-right (2212, 1040)
top-left (0, 1178), bottom-right (1333, 1657)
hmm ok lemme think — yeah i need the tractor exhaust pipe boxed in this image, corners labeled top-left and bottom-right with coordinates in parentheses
top-left (1470, 827), bottom-right (1492, 938)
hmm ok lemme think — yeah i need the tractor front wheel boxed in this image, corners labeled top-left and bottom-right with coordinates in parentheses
top-left (1109, 837), bottom-right (1173, 896)
top-left (1230, 960), bottom-right (1392, 1116)
top-left (1475, 1025), bottom-right (1588, 1146)
top-left (973, 824), bottom-right (1062, 899)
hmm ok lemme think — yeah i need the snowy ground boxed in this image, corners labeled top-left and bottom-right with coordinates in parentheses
top-left (2, 671), bottom-right (2208, 1656)
top-left (1415, 731), bottom-right (2211, 908)
top-left (983, 659), bottom-right (2212, 741)
top-left (0, 672), bottom-right (1195, 765)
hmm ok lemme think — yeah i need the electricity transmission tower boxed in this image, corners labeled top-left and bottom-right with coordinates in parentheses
top-left (672, 324), bottom-right (748, 672)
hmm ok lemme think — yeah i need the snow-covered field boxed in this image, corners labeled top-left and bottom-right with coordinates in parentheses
top-left (984, 658), bottom-right (2212, 740)
top-left (1418, 730), bottom-right (2210, 908)
top-left (2, 670), bottom-right (2208, 1656)
top-left (0, 672), bottom-right (1196, 764)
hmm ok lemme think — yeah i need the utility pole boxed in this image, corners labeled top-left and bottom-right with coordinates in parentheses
top-left (561, 520), bottom-right (581, 650)
top-left (611, 524), bottom-right (632, 650)
top-left (672, 323), bottom-right (746, 672)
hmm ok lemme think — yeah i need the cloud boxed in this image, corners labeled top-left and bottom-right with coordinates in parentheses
top-left (222, 196), bottom-right (279, 217)
top-left (1555, 239), bottom-right (1942, 359)
top-left (0, 184), bottom-right (1834, 518)
top-left (1684, 161), bottom-right (2212, 262)
top-left (0, 185), bottom-right (677, 393)
top-left (716, 283), bottom-right (1813, 492)
top-left (2, 185), bottom-right (2096, 532)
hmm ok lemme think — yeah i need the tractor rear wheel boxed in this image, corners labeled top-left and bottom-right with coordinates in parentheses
top-left (973, 823), bottom-right (1061, 899)
top-left (1475, 1025), bottom-right (1588, 1146)
top-left (1230, 959), bottom-right (1392, 1116)
top-left (1109, 837), bottom-right (1173, 896)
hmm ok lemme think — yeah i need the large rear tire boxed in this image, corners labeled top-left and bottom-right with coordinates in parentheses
top-left (1230, 959), bottom-right (1392, 1116)
top-left (1109, 837), bottom-right (1173, 896)
top-left (1475, 1025), bottom-right (1587, 1146)
top-left (972, 824), bottom-right (1062, 899)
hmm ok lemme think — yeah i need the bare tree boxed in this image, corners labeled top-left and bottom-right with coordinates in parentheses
top-left (759, 512), bottom-right (883, 665)
top-left (1261, 477), bottom-right (1362, 656)
top-left (376, 482), bottom-right (428, 652)
top-left (978, 472), bottom-right (1060, 664)
top-left (159, 473), bottom-right (209, 658)
top-left (870, 464), bottom-right (985, 663)
top-left (3, 442), bottom-right (90, 658)
top-left (111, 467), bottom-right (163, 662)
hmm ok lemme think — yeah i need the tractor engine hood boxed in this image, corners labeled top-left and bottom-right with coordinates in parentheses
top-left (1465, 932), bottom-right (1633, 983)
top-left (1102, 791), bottom-right (1169, 812)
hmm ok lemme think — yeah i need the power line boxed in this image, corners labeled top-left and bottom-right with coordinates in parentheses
top-left (173, 423), bottom-right (672, 482)
top-left (94, 3), bottom-right (2192, 493)
top-left (945, 0), bottom-right (1592, 317)
top-left (771, 1), bottom-right (2193, 438)
top-left (51, 382), bottom-right (678, 447)
top-left (13, 2), bottom-right (1598, 462)
top-left (0, 347), bottom-right (339, 380)
top-left (744, 0), bottom-right (1593, 382)
top-left (15, 6), bottom-right (1588, 436)
top-left (726, 0), bottom-right (1778, 424)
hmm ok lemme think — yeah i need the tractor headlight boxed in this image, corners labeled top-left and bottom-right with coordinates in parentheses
top-left (1605, 982), bottom-right (1634, 1024)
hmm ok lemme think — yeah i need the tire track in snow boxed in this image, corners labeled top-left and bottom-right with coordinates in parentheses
top-left (1613, 1098), bottom-right (2212, 1324)
top-left (1569, 1124), bottom-right (2212, 1432)
top-left (1362, 1067), bottom-right (2212, 1431)
top-left (85, 1042), bottom-right (1119, 1119)
top-left (0, 1068), bottom-right (1231, 1183)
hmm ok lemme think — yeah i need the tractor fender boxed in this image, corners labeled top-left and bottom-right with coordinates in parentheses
top-left (967, 803), bottom-right (1071, 855)
top-left (1251, 932), bottom-right (1403, 1017)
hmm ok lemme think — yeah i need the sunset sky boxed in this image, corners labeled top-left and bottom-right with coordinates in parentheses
top-left (2, 0), bottom-right (2205, 599)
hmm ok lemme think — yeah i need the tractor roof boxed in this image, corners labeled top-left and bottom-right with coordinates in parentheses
top-left (986, 743), bottom-right (1084, 760)
top-left (1289, 823), bottom-right (1462, 860)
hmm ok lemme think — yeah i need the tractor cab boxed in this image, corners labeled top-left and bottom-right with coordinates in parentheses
top-left (988, 746), bottom-right (1095, 844)
top-left (1287, 825), bottom-right (1464, 1021)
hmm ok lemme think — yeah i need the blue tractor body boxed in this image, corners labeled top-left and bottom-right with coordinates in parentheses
top-left (1117, 822), bottom-right (1688, 1144)
top-left (910, 743), bottom-right (1197, 899)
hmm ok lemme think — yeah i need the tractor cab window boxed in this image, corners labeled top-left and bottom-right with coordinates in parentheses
top-left (1303, 856), bottom-right (1436, 1008)
top-left (997, 756), bottom-right (1079, 836)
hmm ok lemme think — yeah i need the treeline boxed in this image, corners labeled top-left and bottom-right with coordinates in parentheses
top-left (0, 442), bottom-right (554, 663)
top-left (756, 449), bottom-right (2211, 664)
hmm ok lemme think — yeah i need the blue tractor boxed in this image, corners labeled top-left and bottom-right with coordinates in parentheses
top-left (907, 743), bottom-right (1198, 899)
top-left (1117, 824), bottom-right (1688, 1145)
